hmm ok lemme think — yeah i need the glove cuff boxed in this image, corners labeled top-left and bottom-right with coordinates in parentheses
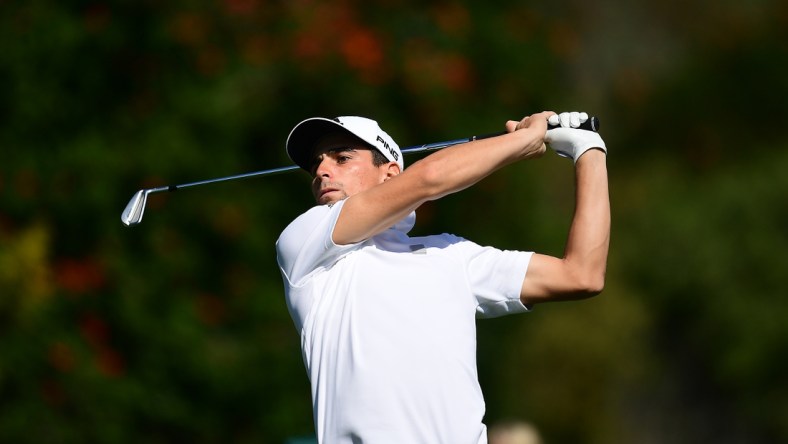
top-left (573, 142), bottom-right (607, 164)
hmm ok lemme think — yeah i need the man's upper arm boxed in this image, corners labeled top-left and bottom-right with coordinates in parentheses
top-left (520, 253), bottom-right (602, 305)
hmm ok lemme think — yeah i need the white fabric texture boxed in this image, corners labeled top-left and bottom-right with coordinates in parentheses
top-left (276, 200), bottom-right (533, 444)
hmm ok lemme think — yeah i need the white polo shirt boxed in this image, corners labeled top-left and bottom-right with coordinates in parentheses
top-left (276, 200), bottom-right (533, 444)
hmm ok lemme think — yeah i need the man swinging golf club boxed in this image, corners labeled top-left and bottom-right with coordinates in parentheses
top-left (276, 111), bottom-right (610, 444)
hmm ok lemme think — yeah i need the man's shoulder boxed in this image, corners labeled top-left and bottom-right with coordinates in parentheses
top-left (279, 203), bottom-right (339, 239)
top-left (276, 201), bottom-right (358, 285)
top-left (294, 203), bottom-right (336, 224)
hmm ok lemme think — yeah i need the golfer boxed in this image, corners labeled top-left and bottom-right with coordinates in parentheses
top-left (276, 111), bottom-right (610, 444)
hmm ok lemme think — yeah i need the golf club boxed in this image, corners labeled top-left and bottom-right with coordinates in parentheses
top-left (121, 117), bottom-right (599, 226)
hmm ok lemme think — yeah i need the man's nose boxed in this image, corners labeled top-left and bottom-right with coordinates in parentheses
top-left (314, 157), bottom-right (333, 177)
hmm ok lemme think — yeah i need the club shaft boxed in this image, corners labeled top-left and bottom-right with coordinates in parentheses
top-left (122, 116), bottom-right (599, 226)
top-left (140, 133), bottom-right (504, 197)
top-left (401, 131), bottom-right (504, 155)
top-left (168, 165), bottom-right (299, 192)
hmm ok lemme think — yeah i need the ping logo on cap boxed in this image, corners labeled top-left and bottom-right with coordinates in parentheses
top-left (376, 135), bottom-right (399, 161)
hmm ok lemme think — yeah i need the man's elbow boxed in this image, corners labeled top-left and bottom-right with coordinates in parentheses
top-left (572, 272), bottom-right (605, 299)
top-left (583, 279), bottom-right (605, 298)
top-left (414, 161), bottom-right (446, 196)
top-left (408, 158), bottom-right (457, 199)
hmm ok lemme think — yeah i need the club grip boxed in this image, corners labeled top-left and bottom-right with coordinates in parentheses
top-left (548, 116), bottom-right (600, 132)
top-left (471, 116), bottom-right (600, 142)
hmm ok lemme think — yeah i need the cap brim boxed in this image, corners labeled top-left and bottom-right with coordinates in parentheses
top-left (286, 118), bottom-right (352, 172)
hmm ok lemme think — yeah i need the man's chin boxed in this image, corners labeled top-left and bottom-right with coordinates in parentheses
top-left (317, 192), bottom-right (347, 206)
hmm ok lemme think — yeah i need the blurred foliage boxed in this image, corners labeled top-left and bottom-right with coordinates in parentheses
top-left (1, 0), bottom-right (787, 443)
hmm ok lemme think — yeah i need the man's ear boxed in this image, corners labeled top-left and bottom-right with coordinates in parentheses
top-left (383, 162), bottom-right (401, 181)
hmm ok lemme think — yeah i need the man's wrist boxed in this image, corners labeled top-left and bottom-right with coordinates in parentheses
top-left (575, 148), bottom-right (607, 165)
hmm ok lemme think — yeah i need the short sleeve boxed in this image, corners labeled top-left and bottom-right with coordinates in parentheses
top-left (276, 200), bottom-right (359, 287)
top-left (456, 239), bottom-right (533, 318)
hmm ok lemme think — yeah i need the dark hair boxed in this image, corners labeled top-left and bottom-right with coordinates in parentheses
top-left (369, 147), bottom-right (389, 167)
top-left (350, 135), bottom-right (389, 167)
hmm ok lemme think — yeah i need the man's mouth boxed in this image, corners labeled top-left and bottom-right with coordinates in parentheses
top-left (314, 184), bottom-right (343, 203)
top-left (319, 187), bottom-right (338, 198)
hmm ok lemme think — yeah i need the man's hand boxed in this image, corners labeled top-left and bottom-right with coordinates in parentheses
top-left (545, 112), bottom-right (607, 163)
top-left (505, 111), bottom-right (556, 159)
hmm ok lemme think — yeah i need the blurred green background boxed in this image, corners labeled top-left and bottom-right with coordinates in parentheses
top-left (1, 0), bottom-right (787, 443)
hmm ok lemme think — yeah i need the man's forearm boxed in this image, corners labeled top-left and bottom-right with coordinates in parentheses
top-left (563, 149), bottom-right (610, 292)
top-left (407, 126), bottom-right (546, 200)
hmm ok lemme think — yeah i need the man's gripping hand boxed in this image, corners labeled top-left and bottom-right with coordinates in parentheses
top-left (545, 112), bottom-right (607, 163)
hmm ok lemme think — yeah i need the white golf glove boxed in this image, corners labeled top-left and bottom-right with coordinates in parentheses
top-left (545, 112), bottom-right (607, 163)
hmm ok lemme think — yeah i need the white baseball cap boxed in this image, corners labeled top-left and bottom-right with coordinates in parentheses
top-left (286, 116), bottom-right (403, 172)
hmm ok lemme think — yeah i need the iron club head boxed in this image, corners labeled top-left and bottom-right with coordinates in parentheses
top-left (121, 189), bottom-right (148, 227)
